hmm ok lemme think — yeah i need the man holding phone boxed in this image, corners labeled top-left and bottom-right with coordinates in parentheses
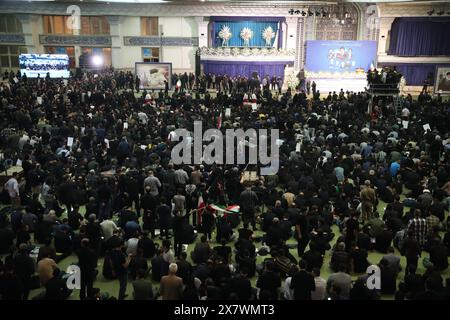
top-left (110, 241), bottom-right (132, 300)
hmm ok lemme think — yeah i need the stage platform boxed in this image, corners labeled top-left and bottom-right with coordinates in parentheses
top-left (307, 77), bottom-right (368, 93)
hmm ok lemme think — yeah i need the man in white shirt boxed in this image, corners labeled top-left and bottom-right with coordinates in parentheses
top-left (4, 172), bottom-right (20, 207)
top-left (401, 107), bottom-right (410, 118)
top-left (126, 232), bottom-right (140, 256)
top-left (100, 217), bottom-right (118, 241)
top-left (311, 268), bottom-right (327, 300)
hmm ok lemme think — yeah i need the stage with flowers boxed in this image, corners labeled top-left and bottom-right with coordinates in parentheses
top-left (199, 47), bottom-right (295, 80)
top-left (200, 16), bottom-right (294, 80)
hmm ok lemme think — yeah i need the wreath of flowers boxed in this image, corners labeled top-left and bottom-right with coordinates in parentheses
top-left (262, 26), bottom-right (276, 47)
top-left (218, 25), bottom-right (232, 47)
top-left (240, 27), bottom-right (253, 47)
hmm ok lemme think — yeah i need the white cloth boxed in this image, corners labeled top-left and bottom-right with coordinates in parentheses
top-left (311, 276), bottom-right (327, 300)
top-left (100, 219), bottom-right (118, 240)
top-left (126, 237), bottom-right (139, 256)
top-left (4, 177), bottom-right (19, 198)
top-left (282, 277), bottom-right (294, 300)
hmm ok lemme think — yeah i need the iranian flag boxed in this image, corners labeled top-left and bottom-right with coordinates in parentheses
top-left (197, 194), bottom-right (205, 225)
top-left (207, 204), bottom-right (240, 217)
top-left (217, 112), bottom-right (222, 129)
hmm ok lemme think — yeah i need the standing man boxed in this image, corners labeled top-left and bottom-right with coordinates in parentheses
top-left (360, 180), bottom-right (376, 222)
top-left (290, 260), bottom-right (316, 300)
top-left (76, 238), bottom-right (98, 300)
top-left (144, 170), bottom-right (161, 198)
top-left (135, 75), bottom-right (140, 93)
top-left (239, 186), bottom-right (259, 231)
top-left (110, 241), bottom-right (132, 300)
top-left (160, 263), bottom-right (183, 300)
top-left (407, 209), bottom-right (427, 248)
top-left (306, 80), bottom-right (311, 95)
top-left (13, 243), bottom-right (35, 300)
top-left (4, 172), bottom-right (20, 207)
top-left (311, 81), bottom-right (317, 95)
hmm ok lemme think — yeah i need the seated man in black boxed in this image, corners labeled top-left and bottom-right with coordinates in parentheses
top-left (309, 229), bottom-right (331, 255)
top-left (330, 242), bottom-right (350, 273)
top-left (375, 227), bottom-right (393, 253)
top-left (302, 242), bottom-right (324, 272)
top-left (379, 258), bottom-right (397, 295)
top-left (230, 267), bottom-right (253, 300)
top-left (137, 230), bottom-right (156, 259)
top-left (428, 239), bottom-right (449, 271)
top-left (151, 248), bottom-right (165, 282)
top-left (216, 217), bottom-right (233, 243)
top-left (349, 242), bottom-right (369, 274)
top-left (54, 227), bottom-right (73, 262)
top-left (214, 239), bottom-right (232, 265)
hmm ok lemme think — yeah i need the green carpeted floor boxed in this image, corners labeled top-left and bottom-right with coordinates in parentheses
top-left (16, 191), bottom-right (448, 301)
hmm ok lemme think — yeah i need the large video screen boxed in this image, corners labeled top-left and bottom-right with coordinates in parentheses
top-left (135, 62), bottom-right (172, 90)
top-left (19, 54), bottom-right (70, 78)
top-left (305, 40), bottom-right (377, 74)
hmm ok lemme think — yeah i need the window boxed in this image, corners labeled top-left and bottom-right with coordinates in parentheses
top-left (43, 16), bottom-right (73, 34)
top-left (141, 17), bottom-right (159, 36)
top-left (0, 15), bottom-right (23, 33)
top-left (45, 46), bottom-right (75, 68)
top-left (80, 16), bottom-right (110, 35)
top-left (81, 47), bottom-right (112, 67)
top-left (44, 16), bottom-right (110, 35)
top-left (142, 47), bottom-right (159, 62)
top-left (0, 45), bottom-right (27, 69)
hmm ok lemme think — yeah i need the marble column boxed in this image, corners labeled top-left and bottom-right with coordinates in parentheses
top-left (285, 17), bottom-right (298, 50)
top-left (377, 17), bottom-right (395, 56)
top-left (194, 16), bottom-right (209, 48)
top-left (108, 16), bottom-right (122, 69)
top-left (16, 14), bottom-right (38, 53)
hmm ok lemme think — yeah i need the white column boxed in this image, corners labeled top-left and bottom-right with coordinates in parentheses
top-left (280, 21), bottom-right (286, 49)
top-left (285, 17), bottom-right (298, 50)
top-left (377, 17), bottom-right (395, 56)
top-left (194, 17), bottom-right (209, 48)
top-left (108, 16), bottom-right (122, 69)
top-left (16, 14), bottom-right (37, 53)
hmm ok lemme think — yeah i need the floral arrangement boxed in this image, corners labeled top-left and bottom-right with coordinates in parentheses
top-left (198, 46), bottom-right (296, 57)
top-left (286, 71), bottom-right (299, 90)
top-left (241, 47), bottom-right (251, 56)
top-left (231, 47), bottom-right (240, 56)
top-left (260, 48), bottom-right (269, 55)
top-left (262, 26), bottom-right (276, 47)
top-left (218, 25), bottom-right (232, 47)
top-left (240, 27), bottom-right (253, 47)
top-left (251, 48), bottom-right (260, 55)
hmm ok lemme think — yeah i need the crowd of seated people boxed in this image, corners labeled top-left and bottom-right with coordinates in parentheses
top-left (0, 67), bottom-right (449, 300)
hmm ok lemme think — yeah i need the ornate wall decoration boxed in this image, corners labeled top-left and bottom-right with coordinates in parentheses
top-left (39, 35), bottom-right (112, 46)
top-left (0, 34), bottom-right (25, 44)
top-left (199, 46), bottom-right (295, 62)
top-left (315, 5), bottom-right (359, 41)
top-left (124, 36), bottom-right (199, 46)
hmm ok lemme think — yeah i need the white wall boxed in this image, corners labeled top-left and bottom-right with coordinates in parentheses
top-left (114, 16), bottom-right (197, 71)
top-left (159, 17), bottom-right (197, 73)
top-left (114, 16), bottom-right (141, 69)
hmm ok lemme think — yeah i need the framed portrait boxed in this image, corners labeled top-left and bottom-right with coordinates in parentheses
top-left (434, 66), bottom-right (450, 94)
top-left (135, 62), bottom-right (172, 90)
